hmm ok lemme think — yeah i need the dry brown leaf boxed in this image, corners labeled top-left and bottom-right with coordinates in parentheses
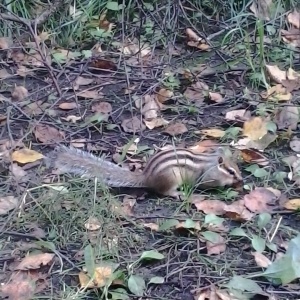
top-left (12, 148), bottom-right (44, 164)
top-left (79, 265), bottom-right (113, 288)
top-left (224, 199), bottom-right (254, 221)
top-left (192, 197), bottom-right (227, 215)
top-left (287, 10), bottom-right (300, 28)
top-left (59, 102), bottom-right (79, 110)
top-left (11, 86), bottom-right (28, 101)
top-left (156, 88), bottom-right (174, 103)
top-left (0, 68), bottom-right (11, 79)
top-left (252, 251), bottom-right (272, 268)
top-left (15, 253), bottom-right (55, 270)
top-left (282, 198), bottom-right (300, 210)
top-left (249, 0), bottom-right (272, 20)
top-left (243, 117), bottom-right (268, 140)
top-left (91, 101), bottom-right (112, 120)
top-left (197, 128), bottom-right (225, 138)
top-left (24, 100), bottom-right (50, 116)
top-left (142, 94), bottom-right (161, 120)
top-left (281, 28), bottom-right (300, 48)
top-left (70, 138), bottom-right (87, 148)
top-left (225, 109), bottom-right (251, 122)
top-left (144, 223), bottom-right (159, 231)
top-left (240, 149), bottom-right (269, 166)
top-left (243, 187), bottom-right (279, 213)
top-left (0, 195), bottom-right (18, 215)
top-left (186, 28), bottom-right (202, 41)
top-left (85, 216), bottom-right (102, 231)
top-left (261, 84), bottom-right (292, 101)
top-left (164, 122), bottom-right (188, 136)
top-left (0, 270), bottom-right (45, 300)
top-left (77, 89), bottom-right (103, 99)
top-left (206, 233), bottom-right (226, 255)
top-left (0, 37), bottom-right (13, 49)
top-left (144, 117), bottom-right (169, 129)
top-left (17, 66), bottom-right (34, 77)
top-left (183, 81), bottom-right (207, 102)
top-left (75, 76), bottom-right (94, 86)
top-left (189, 140), bottom-right (219, 153)
top-left (208, 92), bottom-right (224, 103)
top-left (10, 163), bottom-right (28, 182)
top-left (123, 84), bottom-right (137, 94)
top-left (274, 106), bottom-right (299, 130)
top-left (290, 137), bottom-right (300, 152)
top-left (121, 116), bottom-right (146, 133)
top-left (34, 124), bottom-right (65, 144)
top-left (265, 65), bottom-right (287, 84)
top-left (61, 115), bottom-right (82, 123)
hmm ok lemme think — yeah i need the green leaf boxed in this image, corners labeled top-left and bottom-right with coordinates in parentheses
top-left (106, 1), bottom-right (120, 10)
top-left (84, 244), bottom-right (95, 277)
top-left (35, 241), bottom-right (56, 251)
top-left (251, 235), bottom-right (266, 253)
top-left (253, 168), bottom-right (269, 178)
top-left (204, 214), bottom-right (224, 225)
top-left (229, 228), bottom-right (248, 237)
top-left (110, 288), bottom-right (130, 300)
top-left (226, 275), bottom-right (263, 293)
top-left (149, 276), bottom-right (164, 284)
top-left (257, 213), bottom-right (271, 229)
top-left (263, 234), bottom-right (300, 284)
top-left (128, 275), bottom-right (146, 296)
top-left (266, 242), bottom-right (277, 252)
top-left (140, 250), bottom-right (164, 261)
top-left (182, 219), bottom-right (197, 229)
top-left (201, 231), bottom-right (220, 243)
top-left (159, 219), bottom-right (179, 231)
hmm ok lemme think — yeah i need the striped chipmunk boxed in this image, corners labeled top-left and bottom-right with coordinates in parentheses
top-left (47, 145), bottom-right (243, 198)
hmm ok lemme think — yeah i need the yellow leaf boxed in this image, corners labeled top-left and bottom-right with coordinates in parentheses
top-left (283, 198), bottom-right (300, 210)
top-left (12, 148), bottom-right (44, 164)
top-left (243, 117), bottom-right (268, 140)
top-left (79, 265), bottom-right (113, 288)
top-left (197, 128), bottom-right (225, 138)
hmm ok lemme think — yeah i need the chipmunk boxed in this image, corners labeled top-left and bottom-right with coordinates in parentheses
top-left (47, 145), bottom-right (243, 198)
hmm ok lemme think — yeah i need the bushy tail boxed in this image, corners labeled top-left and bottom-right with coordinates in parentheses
top-left (46, 145), bottom-right (145, 187)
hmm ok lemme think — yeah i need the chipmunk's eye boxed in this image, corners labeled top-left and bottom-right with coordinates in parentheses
top-left (227, 168), bottom-right (236, 176)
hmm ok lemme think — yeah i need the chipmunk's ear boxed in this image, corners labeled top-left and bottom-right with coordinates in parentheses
top-left (218, 156), bottom-right (224, 165)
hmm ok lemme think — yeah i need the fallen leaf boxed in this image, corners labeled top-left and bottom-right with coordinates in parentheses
top-left (252, 251), bottom-right (272, 268)
top-left (34, 125), bottom-right (65, 144)
top-left (89, 59), bottom-right (117, 71)
top-left (142, 94), bottom-right (161, 120)
top-left (274, 106), bottom-right (299, 130)
top-left (261, 84), bottom-right (292, 101)
top-left (85, 217), bottom-right (102, 231)
top-left (12, 148), bottom-right (44, 164)
top-left (0, 195), bottom-right (18, 215)
top-left (282, 198), bottom-right (300, 210)
top-left (164, 122), bottom-right (188, 136)
top-left (224, 199), bottom-right (254, 221)
top-left (79, 265), bottom-right (113, 288)
top-left (192, 197), bottom-right (227, 215)
top-left (144, 117), bottom-right (169, 129)
top-left (77, 89), bottom-right (103, 99)
top-left (144, 223), bottom-right (159, 231)
top-left (281, 28), bottom-right (300, 48)
top-left (0, 270), bottom-right (45, 300)
top-left (240, 149), bottom-right (269, 166)
top-left (0, 68), bottom-right (11, 79)
top-left (186, 28), bottom-right (202, 41)
top-left (289, 137), bottom-right (300, 152)
top-left (225, 109), bottom-right (251, 122)
top-left (10, 163), bottom-right (28, 182)
top-left (15, 253), bottom-right (55, 270)
top-left (206, 233), bottom-right (226, 255)
top-left (197, 128), bottom-right (225, 138)
top-left (243, 117), bottom-right (268, 140)
top-left (59, 102), bottom-right (79, 110)
top-left (183, 81), bottom-right (208, 103)
top-left (266, 65), bottom-right (287, 84)
top-left (287, 10), bottom-right (300, 28)
top-left (189, 140), bottom-right (219, 153)
top-left (156, 88), bottom-right (174, 103)
top-left (121, 116), bottom-right (146, 133)
top-left (91, 101), bottom-right (112, 121)
top-left (0, 37), bottom-right (13, 49)
top-left (11, 86), bottom-right (28, 101)
top-left (208, 92), bottom-right (223, 103)
top-left (70, 138), bottom-right (87, 148)
top-left (75, 76), bottom-right (94, 86)
top-left (17, 66), bottom-right (34, 77)
top-left (243, 188), bottom-right (279, 213)
top-left (61, 115), bottom-right (82, 123)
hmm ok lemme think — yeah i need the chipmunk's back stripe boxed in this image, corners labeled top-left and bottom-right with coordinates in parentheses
top-left (143, 148), bottom-right (219, 176)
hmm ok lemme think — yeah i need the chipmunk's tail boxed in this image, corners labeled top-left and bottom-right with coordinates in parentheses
top-left (46, 145), bottom-right (145, 187)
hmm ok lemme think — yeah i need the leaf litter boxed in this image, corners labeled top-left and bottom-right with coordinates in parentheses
top-left (1, 3), bottom-right (300, 300)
